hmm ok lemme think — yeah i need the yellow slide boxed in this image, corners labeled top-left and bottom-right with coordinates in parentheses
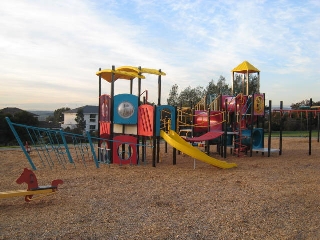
top-left (160, 130), bottom-right (237, 169)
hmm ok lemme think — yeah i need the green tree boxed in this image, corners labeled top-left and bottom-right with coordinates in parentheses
top-left (233, 73), bottom-right (259, 94)
top-left (314, 101), bottom-right (320, 106)
top-left (13, 111), bottom-right (39, 126)
top-left (167, 84), bottom-right (179, 106)
top-left (178, 86), bottom-right (204, 107)
top-left (74, 108), bottom-right (86, 134)
top-left (248, 74), bottom-right (259, 94)
top-left (0, 111), bottom-right (39, 146)
top-left (0, 112), bottom-right (13, 146)
top-left (206, 76), bottom-right (231, 95)
top-left (290, 99), bottom-right (313, 109)
top-left (47, 107), bottom-right (70, 124)
top-left (206, 79), bottom-right (218, 95)
top-left (217, 76), bottom-right (231, 94)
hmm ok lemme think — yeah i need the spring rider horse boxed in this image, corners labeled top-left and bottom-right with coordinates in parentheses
top-left (0, 168), bottom-right (63, 202)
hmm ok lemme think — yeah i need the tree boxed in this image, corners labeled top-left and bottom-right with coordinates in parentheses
top-left (167, 84), bottom-right (179, 106)
top-left (178, 86), bottom-right (205, 107)
top-left (13, 111), bottom-right (39, 126)
top-left (206, 76), bottom-right (231, 95)
top-left (217, 76), bottom-right (231, 95)
top-left (290, 99), bottom-right (313, 109)
top-left (74, 108), bottom-right (86, 134)
top-left (206, 79), bottom-right (218, 95)
top-left (0, 110), bottom-right (39, 146)
top-left (47, 107), bottom-right (70, 124)
top-left (233, 74), bottom-right (242, 94)
top-left (248, 74), bottom-right (259, 94)
top-left (0, 112), bottom-right (14, 146)
top-left (233, 73), bottom-right (259, 94)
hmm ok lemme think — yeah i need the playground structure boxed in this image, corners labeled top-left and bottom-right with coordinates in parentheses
top-left (0, 168), bottom-right (63, 202)
top-left (11, 60), bottom-right (316, 170)
top-left (176, 92), bottom-right (270, 157)
top-left (95, 65), bottom-right (238, 168)
top-left (173, 61), bottom-right (278, 158)
top-left (94, 61), bottom-right (283, 165)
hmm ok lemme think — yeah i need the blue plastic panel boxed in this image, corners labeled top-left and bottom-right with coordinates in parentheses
top-left (113, 94), bottom-right (138, 124)
top-left (155, 105), bottom-right (176, 136)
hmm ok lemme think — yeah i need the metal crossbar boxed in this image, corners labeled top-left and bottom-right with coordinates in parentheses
top-left (5, 117), bottom-right (153, 170)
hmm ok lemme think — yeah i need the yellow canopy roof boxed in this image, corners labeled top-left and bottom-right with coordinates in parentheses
top-left (116, 66), bottom-right (166, 76)
top-left (96, 69), bottom-right (145, 83)
top-left (232, 61), bottom-right (260, 73)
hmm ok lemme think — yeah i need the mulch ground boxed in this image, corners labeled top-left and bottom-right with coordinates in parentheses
top-left (1, 137), bottom-right (320, 239)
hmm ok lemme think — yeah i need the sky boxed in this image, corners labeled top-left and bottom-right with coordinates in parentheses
top-left (1, 0), bottom-right (320, 111)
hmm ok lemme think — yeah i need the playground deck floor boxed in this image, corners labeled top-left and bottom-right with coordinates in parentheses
top-left (1, 137), bottom-right (320, 239)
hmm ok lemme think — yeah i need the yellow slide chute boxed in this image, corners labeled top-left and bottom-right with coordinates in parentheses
top-left (160, 130), bottom-right (237, 169)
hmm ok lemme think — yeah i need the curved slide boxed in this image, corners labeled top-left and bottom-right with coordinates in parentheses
top-left (160, 130), bottom-right (237, 169)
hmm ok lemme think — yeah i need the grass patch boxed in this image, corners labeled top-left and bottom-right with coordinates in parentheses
top-left (270, 131), bottom-right (320, 137)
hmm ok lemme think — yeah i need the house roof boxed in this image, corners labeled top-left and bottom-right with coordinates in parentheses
top-left (64, 105), bottom-right (98, 114)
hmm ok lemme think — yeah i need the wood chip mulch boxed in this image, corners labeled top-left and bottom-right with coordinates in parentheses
top-left (1, 137), bottom-right (320, 239)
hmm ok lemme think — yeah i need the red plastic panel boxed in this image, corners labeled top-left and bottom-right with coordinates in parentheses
top-left (193, 111), bottom-right (223, 132)
top-left (100, 122), bottom-right (110, 139)
top-left (138, 104), bottom-right (154, 136)
top-left (113, 135), bottom-right (137, 165)
top-left (186, 131), bottom-right (223, 142)
top-left (100, 94), bottom-right (111, 122)
top-left (221, 95), bottom-right (248, 114)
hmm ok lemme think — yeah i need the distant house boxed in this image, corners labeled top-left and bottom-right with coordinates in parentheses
top-left (61, 105), bottom-right (98, 132)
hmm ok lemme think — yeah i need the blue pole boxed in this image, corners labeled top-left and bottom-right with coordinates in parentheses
top-left (59, 130), bottom-right (74, 164)
top-left (5, 117), bottom-right (37, 170)
top-left (86, 131), bottom-right (99, 168)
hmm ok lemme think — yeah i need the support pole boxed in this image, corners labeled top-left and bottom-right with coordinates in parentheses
top-left (262, 94), bottom-right (266, 156)
top-left (207, 106), bottom-right (210, 155)
top-left (137, 66), bottom-right (142, 164)
top-left (231, 72), bottom-right (234, 95)
top-left (258, 72), bottom-right (260, 94)
top-left (5, 117), bottom-right (37, 170)
top-left (98, 67), bottom-right (101, 152)
top-left (250, 94), bottom-right (254, 157)
top-left (173, 106), bottom-right (177, 165)
top-left (246, 71), bottom-right (249, 95)
top-left (152, 105), bottom-right (156, 167)
top-left (110, 65), bottom-right (115, 163)
top-left (309, 98), bottom-right (312, 155)
top-left (317, 112), bottom-right (319, 143)
top-left (141, 97), bottom-right (146, 164)
top-left (279, 101), bottom-right (283, 155)
top-left (235, 97), bottom-right (239, 157)
top-left (223, 98), bottom-right (228, 158)
top-left (158, 69), bottom-right (162, 106)
top-left (156, 69), bottom-right (162, 164)
top-left (268, 100), bottom-right (272, 157)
